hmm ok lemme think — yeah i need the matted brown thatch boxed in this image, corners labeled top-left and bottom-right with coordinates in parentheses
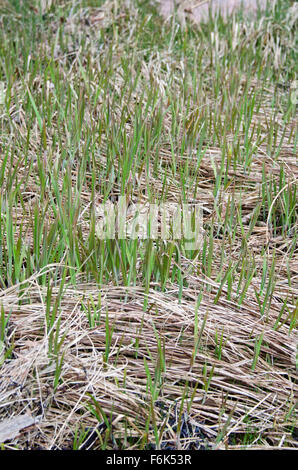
top-left (0, 269), bottom-right (296, 449)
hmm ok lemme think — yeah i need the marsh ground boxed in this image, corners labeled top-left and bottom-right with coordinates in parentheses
top-left (0, 0), bottom-right (297, 450)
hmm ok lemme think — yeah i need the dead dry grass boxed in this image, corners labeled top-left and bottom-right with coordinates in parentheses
top-left (0, 268), bottom-right (297, 449)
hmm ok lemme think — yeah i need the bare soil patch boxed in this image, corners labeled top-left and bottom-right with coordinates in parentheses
top-left (157, 0), bottom-right (269, 23)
